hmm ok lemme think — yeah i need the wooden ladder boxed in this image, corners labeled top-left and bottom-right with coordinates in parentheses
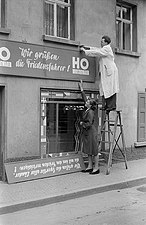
top-left (98, 110), bottom-right (128, 175)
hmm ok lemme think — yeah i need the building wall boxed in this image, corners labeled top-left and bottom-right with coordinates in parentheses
top-left (1, 0), bottom-right (146, 159)
top-left (6, 0), bottom-right (43, 44)
top-left (115, 0), bottom-right (146, 146)
top-left (75, 0), bottom-right (146, 147)
top-left (75, 0), bottom-right (116, 47)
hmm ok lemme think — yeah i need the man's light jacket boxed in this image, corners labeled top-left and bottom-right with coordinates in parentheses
top-left (83, 44), bottom-right (119, 99)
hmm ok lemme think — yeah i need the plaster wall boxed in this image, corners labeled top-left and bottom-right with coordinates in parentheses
top-left (75, 0), bottom-right (146, 147)
top-left (6, 0), bottom-right (43, 44)
top-left (75, 0), bottom-right (116, 47)
top-left (4, 76), bottom-right (40, 159)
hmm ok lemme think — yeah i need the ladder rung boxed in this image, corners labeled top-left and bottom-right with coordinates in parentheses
top-left (105, 119), bottom-right (116, 123)
top-left (99, 140), bottom-right (112, 143)
top-left (99, 158), bottom-right (105, 161)
top-left (99, 161), bottom-right (107, 165)
top-left (112, 157), bottom-right (125, 162)
top-left (101, 130), bottom-right (111, 133)
top-left (102, 122), bottom-right (123, 126)
top-left (100, 151), bottom-right (109, 155)
top-left (108, 124), bottom-right (122, 127)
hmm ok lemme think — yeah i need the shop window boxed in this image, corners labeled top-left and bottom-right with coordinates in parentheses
top-left (41, 90), bottom-right (86, 157)
top-left (41, 90), bottom-right (98, 157)
top-left (46, 102), bottom-right (83, 154)
top-left (116, 1), bottom-right (137, 52)
top-left (0, 0), bottom-right (6, 28)
top-left (44, 0), bottom-right (75, 40)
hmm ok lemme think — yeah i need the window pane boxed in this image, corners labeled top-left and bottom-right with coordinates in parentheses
top-left (140, 97), bottom-right (145, 109)
top-left (45, 103), bottom-right (83, 155)
top-left (116, 5), bottom-right (121, 18)
top-left (140, 112), bottom-right (145, 124)
top-left (1, 0), bottom-right (5, 27)
top-left (122, 6), bottom-right (131, 20)
top-left (57, 5), bottom-right (68, 38)
top-left (123, 23), bottom-right (131, 50)
top-left (46, 103), bottom-right (57, 154)
top-left (58, 104), bottom-right (77, 152)
top-left (45, 2), bottom-right (54, 36)
top-left (0, 0), bottom-right (1, 26)
top-left (116, 20), bottom-right (121, 48)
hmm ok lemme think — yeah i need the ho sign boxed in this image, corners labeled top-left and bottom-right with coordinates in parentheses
top-left (0, 47), bottom-right (11, 61)
top-left (72, 57), bottom-right (89, 70)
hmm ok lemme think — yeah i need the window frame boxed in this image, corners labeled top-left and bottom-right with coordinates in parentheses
top-left (116, 1), bottom-right (138, 55)
top-left (0, 0), bottom-right (6, 28)
top-left (44, 0), bottom-right (71, 40)
top-left (0, 0), bottom-right (10, 35)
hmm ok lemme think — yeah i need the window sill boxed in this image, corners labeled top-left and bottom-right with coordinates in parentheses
top-left (115, 48), bottom-right (141, 57)
top-left (0, 27), bottom-right (11, 35)
top-left (43, 35), bottom-right (80, 47)
top-left (134, 142), bottom-right (146, 147)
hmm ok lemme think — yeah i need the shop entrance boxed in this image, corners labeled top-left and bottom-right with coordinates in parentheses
top-left (41, 89), bottom-right (98, 157)
top-left (0, 86), bottom-right (5, 181)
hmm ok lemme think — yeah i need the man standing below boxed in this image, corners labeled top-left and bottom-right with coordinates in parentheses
top-left (80, 36), bottom-right (119, 113)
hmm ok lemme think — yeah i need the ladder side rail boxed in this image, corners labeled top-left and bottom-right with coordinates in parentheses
top-left (107, 125), bottom-right (122, 153)
top-left (106, 113), bottom-right (119, 175)
top-left (118, 112), bottom-right (128, 169)
top-left (107, 113), bottom-right (111, 152)
top-left (112, 132), bottom-right (122, 153)
top-left (98, 113), bottom-right (107, 151)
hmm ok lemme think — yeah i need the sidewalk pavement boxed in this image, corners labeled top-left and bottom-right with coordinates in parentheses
top-left (0, 158), bottom-right (146, 215)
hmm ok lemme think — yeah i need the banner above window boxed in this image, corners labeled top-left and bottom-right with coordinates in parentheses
top-left (0, 40), bottom-right (96, 82)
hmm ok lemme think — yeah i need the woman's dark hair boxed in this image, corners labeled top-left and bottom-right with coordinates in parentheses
top-left (89, 99), bottom-right (97, 110)
top-left (102, 35), bottom-right (111, 44)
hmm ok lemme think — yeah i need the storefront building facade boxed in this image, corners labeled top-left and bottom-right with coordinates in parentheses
top-left (0, 0), bottom-right (146, 182)
top-left (0, 39), bottom-right (99, 182)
